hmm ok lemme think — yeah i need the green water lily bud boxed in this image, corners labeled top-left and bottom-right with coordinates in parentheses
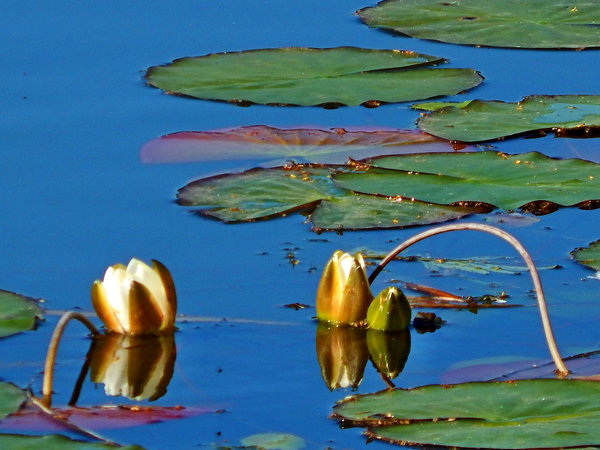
top-left (89, 333), bottom-right (176, 401)
top-left (315, 323), bottom-right (368, 391)
top-left (91, 258), bottom-right (177, 335)
top-left (366, 286), bottom-right (411, 331)
top-left (315, 251), bottom-right (373, 327)
top-left (367, 328), bottom-right (411, 380)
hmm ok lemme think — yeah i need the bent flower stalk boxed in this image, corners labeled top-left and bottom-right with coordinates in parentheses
top-left (91, 258), bottom-right (177, 335)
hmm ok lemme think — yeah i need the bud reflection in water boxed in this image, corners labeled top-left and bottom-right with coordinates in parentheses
top-left (316, 324), bottom-right (411, 391)
top-left (89, 333), bottom-right (176, 401)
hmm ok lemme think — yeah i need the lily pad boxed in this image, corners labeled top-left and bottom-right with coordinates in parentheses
top-left (572, 240), bottom-right (600, 271)
top-left (177, 163), bottom-right (476, 231)
top-left (0, 382), bottom-right (26, 420)
top-left (145, 47), bottom-right (482, 107)
top-left (332, 379), bottom-right (600, 448)
top-left (140, 126), bottom-right (469, 164)
top-left (357, 0), bottom-right (600, 49)
top-left (416, 95), bottom-right (600, 142)
top-left (333, 151), bottom-right (600, 211)
top-left (0, 434), bottom-right (141, 449)
top-left (0, 289), bottom-right (43, 338)
top-left (240, 433), bottom-right (305, 449)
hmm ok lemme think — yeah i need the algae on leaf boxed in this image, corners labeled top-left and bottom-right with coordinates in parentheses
top-left (357, 0), bottom-right (600, 49)
top-left (416, 95), bottom-right (600, 142)
top-left (333, 379), bottom-right (600, 448)
top-left (145, 47), bottom-right (482, 107)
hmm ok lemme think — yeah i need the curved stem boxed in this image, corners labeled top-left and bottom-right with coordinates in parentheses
top-left (41, 311), bottom-right (100, 407)
top-left (369, 223), bottom-right (569, 376)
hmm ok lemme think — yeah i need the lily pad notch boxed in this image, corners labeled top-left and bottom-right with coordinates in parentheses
top-left (145, 47), bottom-right (483, 107)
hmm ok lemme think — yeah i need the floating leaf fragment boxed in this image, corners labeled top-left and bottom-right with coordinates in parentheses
top-left (140, 126), bottom-right (469, 164)
top-left (176, 163), bottom-right (476, 231)
top-left (333, 379), bottom-right (600, 448)
top-left (0, 289), bottom-right (43, 338)
top-left (333, 151), bottom-right (600, 211)
top-left (145, 47), bottom-right (482, 107)
top-left (416, 95), bottom-right (600, 142)
top-left (357, 0), bottom-right (600, 49)
top-left (571, 240), bottom-right (600, 271)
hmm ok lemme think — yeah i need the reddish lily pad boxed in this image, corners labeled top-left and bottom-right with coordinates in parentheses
top-left (140, 126), bottom-right (469, 164)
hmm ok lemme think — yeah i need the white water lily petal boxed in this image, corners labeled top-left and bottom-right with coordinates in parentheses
top-left (127, 259), bottom-right (169, 321)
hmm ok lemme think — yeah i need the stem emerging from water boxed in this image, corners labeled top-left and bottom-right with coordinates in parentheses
top-left (41, 311), bottom-right (100, 407)
top-left (369, 223), bottom-right (569, 376)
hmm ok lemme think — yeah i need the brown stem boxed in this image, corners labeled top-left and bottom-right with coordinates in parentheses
top-left (41, 311), bottom-right (100, 407)
top-left (369, 223), bottom-right (569, 376)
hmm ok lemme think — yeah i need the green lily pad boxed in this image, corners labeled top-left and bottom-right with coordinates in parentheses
top-left (416, 95), bottom-right (600, 142)
top-left (333, 379), bottom-right (600, 448)
top-left (0, 290), bottom-right (43, 338)
top-left (145, 47), bottom-right (482, 107)
top-left (177, 164), bottom-right (476, 231)
top-left (140, 126), bottom-right (469, 164)
top-left (0, 382), bottom-right (26, 419)
top-left (240, 433), bottom-right (305, 449)
top-left (357, 0), bottom-right (600, 49)
top-left (333, 151), bottom-right (600, 211)
top-left (572, 240), bottom-right (600, 271)
top-left (0, 434), bottom-right (142, 449)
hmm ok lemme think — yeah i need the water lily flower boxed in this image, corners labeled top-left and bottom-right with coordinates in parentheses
top-left (91, 258), bottom-right (177, 335)
top-left (315, 251), bottom-right (373, 326)
top-left (366, 286), bottom-right (411, 332)
top-left (315, 323), bottom-right (368, 390)
top-left (90, 333), bottom-right (176, 401)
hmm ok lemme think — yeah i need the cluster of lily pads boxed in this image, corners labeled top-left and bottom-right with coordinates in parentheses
top-left (2, 0), bottom-right (600, 448)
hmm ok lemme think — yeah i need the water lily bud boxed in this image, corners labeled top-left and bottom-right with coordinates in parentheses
top-left (315, 251), bottom-right (373, 326)
top-left (315, 323), bottom-right (368, 391)
top-left (366, 286), bottom-right (411, 331)
top-left (90, 333), bottom-right (175, 401)
top-left (367, 329), bottom-right (411, 380)
top-left (91, 258), bottom-right (177, 335)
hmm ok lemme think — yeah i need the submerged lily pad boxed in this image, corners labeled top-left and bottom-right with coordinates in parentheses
top-left (357, 0), bottom-right (600, 49)
top-left (333, 151), bottom-right (600, 211)
top-left (240, 433), bottom-right (305, 449)
top-left (416, 95), bottom-right (600, 142)
top-left (145, 47), bottom-right (482, 107)
top-left (177, 164), bottom-right (476, 231)
top-left (0, 290), bottom-right (43, 338)
top-left (140, 126), bottom-right (469, 164)
top-left (572, 240), bottom-right (600, 271)
top-left (333, 379), bottom-right (600, 448)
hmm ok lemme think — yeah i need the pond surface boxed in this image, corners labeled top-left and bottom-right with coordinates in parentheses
top-left (1, 1), bottom-right (599, 448)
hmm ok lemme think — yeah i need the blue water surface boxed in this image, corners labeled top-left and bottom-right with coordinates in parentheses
top-left (1, 1), bottom-right (600, 448)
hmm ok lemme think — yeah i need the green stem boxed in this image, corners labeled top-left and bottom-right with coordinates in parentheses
top-left (369, 223), bottom-right (569, 376)
top-left (41, 311), bottom-right (100, 407)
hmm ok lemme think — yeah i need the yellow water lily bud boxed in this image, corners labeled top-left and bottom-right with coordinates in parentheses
top-left (90, 333), bottom-right (175, 401)
top-left (315, 251), bottom-right (373, 326)
top-left (91, 258), bottom-right (177, 335)
top-left (366, 286), bottom-right (411, 331)
top-left (315, 323), bottom-right (368, 391)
